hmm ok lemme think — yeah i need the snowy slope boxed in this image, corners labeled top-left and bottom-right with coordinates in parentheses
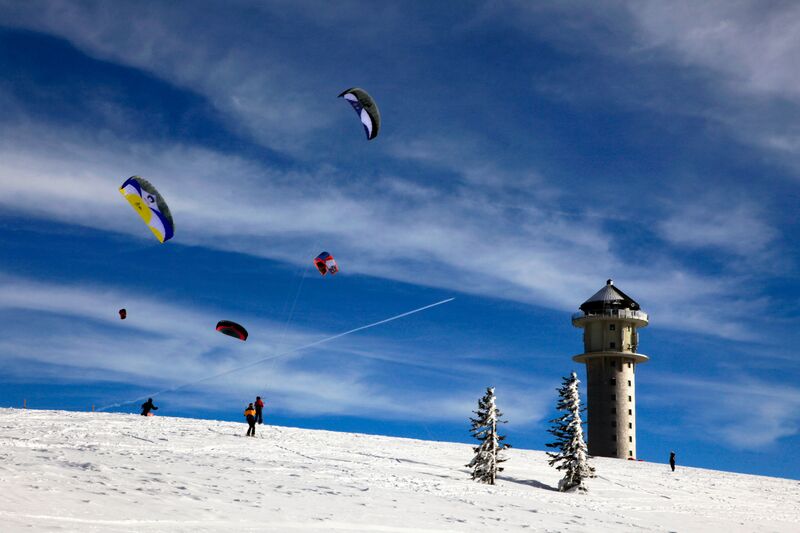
top-left (0, 409), bottom-right (798, 532)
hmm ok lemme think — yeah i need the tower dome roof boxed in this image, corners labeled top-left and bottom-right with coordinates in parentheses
top-left (579, 279), bottom-right (641, 312)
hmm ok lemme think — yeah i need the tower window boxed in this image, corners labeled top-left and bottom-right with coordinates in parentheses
top-left (609, 324), bottom-right (616, 331)
top-left (628, 409), bottom-right (632, 415)
top-left (611, 421), bottom-right (617, 427)
top-left (610, 360), bottom-right (616, 368)
top-left (629, 436), bottom-right (633, 442)
top-left (612, 436), bottom-right (617, 442)
top-left (609, 377), bottom-right (616, 385)
top-left (610, 342), bottom-right (616, 349)
top-left (611, 394), bottom-right (616, 401)
top-left (629, 450), bottom-right (633, 457)
top-left (628, 380), bottom-right (632, 387)
top-left (627, 362), bottom-right (631, 368)
top-left (628, 395), bottom-right (632, 402)
top-left (611, 407), bottom-right (616, 414)
top-left (629, 423), bottom-right (632, 429)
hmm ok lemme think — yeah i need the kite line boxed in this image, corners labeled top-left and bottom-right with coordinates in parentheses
top-left (99, 297), bottom-right (455, 411)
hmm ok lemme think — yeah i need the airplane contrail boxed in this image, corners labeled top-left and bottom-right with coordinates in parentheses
top-left (99, 297), bottom-right (455, 411)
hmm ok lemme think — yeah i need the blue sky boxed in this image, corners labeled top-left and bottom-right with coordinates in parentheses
top-left (1, 1), bottom-right (799, 479)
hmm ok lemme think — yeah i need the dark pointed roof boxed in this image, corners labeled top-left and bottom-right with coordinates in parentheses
top-left (579, 279), bottom-right (640, 312)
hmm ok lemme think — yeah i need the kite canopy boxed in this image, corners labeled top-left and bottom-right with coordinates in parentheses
top-left (216, 320), bottom-right (248, 341)
top-left (119, 176), bottom-right (175, 243)
top-left (118, 309), bottom-right (127, 320)
top-left (314, 252), bottom-right (339, 276)
top-left (338, 88), bottom-right (380, 140)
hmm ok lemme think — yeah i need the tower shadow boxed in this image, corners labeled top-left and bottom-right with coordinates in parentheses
top-left (498, 475), bottom-right (557, 491)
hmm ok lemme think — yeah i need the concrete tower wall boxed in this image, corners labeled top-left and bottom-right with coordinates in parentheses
top-left (582, 320), bottom-right (639, 353)
top-left (584, 354), bottom-right (638, 458)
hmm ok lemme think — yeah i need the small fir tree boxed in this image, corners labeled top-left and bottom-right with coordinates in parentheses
top-left (546, 372), bottom-right (595, 492)
top-left (467, 387), bottom-right (510, 485)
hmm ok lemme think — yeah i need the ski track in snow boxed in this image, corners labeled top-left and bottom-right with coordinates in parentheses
top-left (0, 409), bottom-right (798, 532)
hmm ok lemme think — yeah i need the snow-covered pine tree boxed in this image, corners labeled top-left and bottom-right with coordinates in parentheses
top-left (546, 372), bottom-right (595, 492)
top-left (467, 387), bottom-right (510, 485)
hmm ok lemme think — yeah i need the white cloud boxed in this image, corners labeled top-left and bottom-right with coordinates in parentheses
top-left (2, 105), bottom-right (783, 345)
top-left (0, 272), bottom-right (551, 424)
top-left (628, 1), bottom-right (800, 99)
top-left (0, 0), bottom-right (414, 153)
top-left (5, 0), bottom-right (800, 171)
top-left (485, 1), bottom-right (800, 169)
top-left (625, 2), bottom-right (800, 165)
top-left (0, 119), bottom-right (767, 340)
top-left (0, 0), bottom-right (791, 365)
top-left (657, 197), bottom-right (778, 256)
top-left (494, 1), bottom-right (800, 102)
top-left (649, 373), bottom-right (800, 449)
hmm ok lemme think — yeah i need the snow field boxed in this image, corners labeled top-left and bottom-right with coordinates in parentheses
top-left (0, 409), bottom-right (798, 532)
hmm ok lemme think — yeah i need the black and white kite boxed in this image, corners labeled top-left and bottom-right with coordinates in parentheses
top-left (339, 87), bottom-right (380, 140)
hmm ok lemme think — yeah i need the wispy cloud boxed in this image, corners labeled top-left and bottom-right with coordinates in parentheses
top-left (0, 0), bottom-right (423, 154)
top-left (0, 272), bottom-right (550, 424)
top-left (628, 1), bottom-right (800, 99)
top-left (626, 1), bottom-right (800, 169)
top-left (648, 373), bottom-right (800, 449)
top-left (657, 196), bottom-right (778, 258)
top-left (0, 118), bottom-right (769, 341)
top-left (460, 1), bottom-right (800, 182)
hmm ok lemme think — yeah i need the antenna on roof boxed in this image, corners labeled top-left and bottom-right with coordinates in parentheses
top-left (607, 279), bottom-right (613, 285)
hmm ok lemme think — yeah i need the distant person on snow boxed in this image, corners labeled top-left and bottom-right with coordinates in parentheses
top-left (255, 396), bottom-right (265, 425)
top-left (669, 451), bottom-right (676, 472)
top-left (141, 398), bottom-right (158, 416)
top-left (244, 403), bottom-right (257, 437)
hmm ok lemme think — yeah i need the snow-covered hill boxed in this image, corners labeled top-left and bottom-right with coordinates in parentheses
top-left (0, 409), bottom-right (797, 532)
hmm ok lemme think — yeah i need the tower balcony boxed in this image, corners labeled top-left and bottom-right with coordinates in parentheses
top-left (572, 308), bottom-right (649, 327)
top-left (572, 351), bottom-right (650, 364)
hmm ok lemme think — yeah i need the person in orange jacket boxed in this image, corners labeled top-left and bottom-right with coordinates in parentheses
top-left (255, 396), bottom-right (265, 425)
top-left (244, 403), bottom-right (256, 437)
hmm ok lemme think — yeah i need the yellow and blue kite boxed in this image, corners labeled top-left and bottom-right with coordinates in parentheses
top-left (119, 176), bottom-right (175, 243)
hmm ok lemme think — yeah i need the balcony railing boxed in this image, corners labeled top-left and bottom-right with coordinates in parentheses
top-left (572, 309), bottom-right (649, 322)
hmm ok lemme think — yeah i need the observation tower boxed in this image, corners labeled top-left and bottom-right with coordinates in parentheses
top-left (572, 279), bottom-right (649, 459)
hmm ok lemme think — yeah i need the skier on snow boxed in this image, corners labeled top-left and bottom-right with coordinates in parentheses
top-left (670, 451), bottom-right (676, 472)
top-left (255, 396), bottom-right (265, 425)
top-left (140, 398), bottom-right (158, 416)
top-left (244, 403), bottom-right (257, 437)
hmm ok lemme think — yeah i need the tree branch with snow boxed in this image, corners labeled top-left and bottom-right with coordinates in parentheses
top-left (546, 372), bottom-right (595, 493)
top-left (467, 387), bottom-right (510, 485)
